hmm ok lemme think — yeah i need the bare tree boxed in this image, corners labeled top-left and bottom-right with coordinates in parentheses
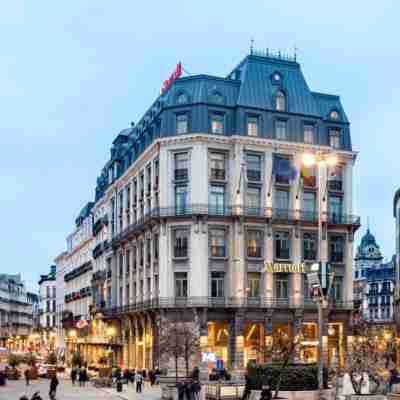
top-left (181, 323), bottom-right (200, 376)
top-left (345, 320), bottom-right (393, 395)
top-left (159, 319), bottom-right (200, 380)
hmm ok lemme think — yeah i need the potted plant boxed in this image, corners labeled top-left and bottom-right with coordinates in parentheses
top-left (98, 355), bottom-right (111, 378)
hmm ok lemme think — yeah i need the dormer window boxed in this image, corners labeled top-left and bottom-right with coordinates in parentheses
top-left (329, 110), bottom-right (340, 120)
top-left (272, 72), bottom-right (282, 83)
top-left (210, 91), bottom-right (224, 105)
top-left (176, 92), bottom-right (188, 105)
top-left (276, 91), bottom-right (286, 111)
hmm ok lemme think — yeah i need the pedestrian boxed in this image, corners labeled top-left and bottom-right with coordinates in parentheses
top-left (260, 385), bottom-right (272, 400)
top-left (185, 380), bottom-right (194, 400)
top-left (24, 368), bottom-right (30, 386)
top-left (150, 370), bottom-right (156, 386)
top-left (78, 367), bottom-right (85, 387)
top-left (82, 367), bottom-right (88, 387)
top-left (177, 380), bottom-right (185, 400)
top-left (192, 380), bottom-right (201, 400)
top-left (130, 369), bottom-right (136, 385)
top-left (388, 367), bottom-right (398, 393)
top-left (49, 374), bottom-right (59, 400)
top-left (242, 374), bottom-right (251, 400)
top-left (136, 372), bottom-right (143, 393)
top-left (71, 368), bottom-right (77, 385)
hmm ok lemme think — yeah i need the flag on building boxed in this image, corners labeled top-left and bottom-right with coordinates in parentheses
top-left (272, 156), bottom-right (297, 181)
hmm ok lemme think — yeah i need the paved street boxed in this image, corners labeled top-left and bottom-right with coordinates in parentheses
top-left (0, 378), bottom-right (162, 400)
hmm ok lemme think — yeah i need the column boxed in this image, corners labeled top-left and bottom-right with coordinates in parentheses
top-left (263, 311), bottom-right (273, 363)
top-left (159, 225), bottom-right (172, 299)
top-left (190, 220), bottom-right (208, 298)
top-left (151, 315), bottom-right (159, 369)
top-left (143, 234), bottom-right (148, 300)
top-left (230, 312), bottom-right (245, 378)
top-left (231, 220), bottom-right (245, 300)
top-left (122, 248), bottom-right (127, 306)
top-left (197, 308), bottom-right (209, 380)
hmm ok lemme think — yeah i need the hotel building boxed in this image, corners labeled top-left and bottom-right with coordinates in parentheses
top-left (64, 50), bottom-right (360, 374)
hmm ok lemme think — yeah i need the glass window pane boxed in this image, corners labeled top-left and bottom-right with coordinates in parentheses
top-left (176, 114), bottom-right (188, 134)
top-left (304, 124), bottom-right (314, 144)
top-left (211, 114), bottom-right (224, 134)
top-left (247, 117), bottom-right (258, 136)
top-left (276, 120), bottom-right (287, 140)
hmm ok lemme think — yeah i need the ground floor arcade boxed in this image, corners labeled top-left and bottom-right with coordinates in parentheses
top-left (91, 306), bottom-right (352, 375)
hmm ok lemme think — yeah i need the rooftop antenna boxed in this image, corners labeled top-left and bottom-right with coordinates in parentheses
top-left (367, 216), bottom-right (370, 231)
top-left (294, 45), bottom-right (298, 61)
top-left (250, 37), bottom-right (254, 55)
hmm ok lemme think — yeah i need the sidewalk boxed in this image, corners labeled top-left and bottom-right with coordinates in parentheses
top-left (100, 383), bottom-right (161, 400)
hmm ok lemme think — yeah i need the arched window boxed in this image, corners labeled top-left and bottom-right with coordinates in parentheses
top-left (276, 91), bottom-right (286, 111)
top-left (329, 110), bottom-right (340, 120)
top-left (176, 92), bottom-right (188, 105)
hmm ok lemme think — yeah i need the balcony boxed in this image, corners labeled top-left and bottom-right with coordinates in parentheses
top-left (101, 296), bottom-right (354, 317)
top-left (174, 169), bottom-right (188, 181)
top-left (272, 208), bottom-right (296, 223)
top-left (275, 175), bottom-right (290, 185)
top-left (91, 270), bottom-right (107, 284)
top-left (330, 252), bottom-right (344, 263)
top-left (210, 168), bottom-right (226, 181)
top-left (303, 250), bottom-right (317, 261)
top-left (93, 241), bottom-right (109, 259)
top-left (327, 213), bottom-right (360, 227)
top-left (174, 247), bottom-right (188, 258)
top-left (276, 249), bottom-right (290, 260)
top-left (247, 169), bottom-right (261, 182)
top-left (299, 211), bottom-right (318, 223)
top-left (328, 180), bottom-right (343, 192)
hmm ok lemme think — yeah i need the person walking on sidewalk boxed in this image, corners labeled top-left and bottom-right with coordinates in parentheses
top-left (136, 372), bottom-right (143, 393)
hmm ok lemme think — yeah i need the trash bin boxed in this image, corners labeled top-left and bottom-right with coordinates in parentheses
top-left (117, 379), bottom-right (123, 392)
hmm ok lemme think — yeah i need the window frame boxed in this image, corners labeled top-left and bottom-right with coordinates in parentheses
top-left (247, 115), bottom-right (259, 137)
top-left (328, 127), bottom-right (341, 149)
top-left (274, 230), bottom-right (291, 261)
top-left (275, 119), bottom-right (288, 140)
top-left (176, 112), bottom-right (189, 135)
top-left (209, 227), bottom-right (227, 258)
top-left (173, 228), bottom-right (189, 259)
top-left (246, 229), bottom-right (264, 259)
top-left (210, 113), bottom-right (225, 135)
top-left (275, 90), bottom-right (286, 111)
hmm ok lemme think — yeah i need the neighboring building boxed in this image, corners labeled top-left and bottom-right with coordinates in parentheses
top-left (392, 190), bottom-right (400, 332)
top-left (38, 265), bottom-right (57, 351)
top-left (28, 292), bottom-right (40, 332)
top-left (54, 251), bottom-right (68, 353)
top-left (38, 266), bottom-right (57, 330)
top-left (354, 228), bottom-right (395, 323)
top-left (86, 50), bottom-right (360, 374)
top-left (61, 202), bottom-right (95, 363)
top-left (353, 228), bottom-right (383, 313)
top-left (0, 274), bottom-right (35, 350)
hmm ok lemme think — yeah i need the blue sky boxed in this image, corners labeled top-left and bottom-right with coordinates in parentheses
top-left (1, 1), bottom-right (400, 290)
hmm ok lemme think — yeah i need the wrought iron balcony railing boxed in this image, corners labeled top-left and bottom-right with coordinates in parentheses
top-left (210, 168), bottom-right (226, 181)
top-left (110, 204), bottom-right (360, 246)
top-left (102, 296), bottom-right (353, 317)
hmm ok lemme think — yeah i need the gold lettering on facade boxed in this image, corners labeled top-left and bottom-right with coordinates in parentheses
top-left (262, 263), bottom-right (306, 274)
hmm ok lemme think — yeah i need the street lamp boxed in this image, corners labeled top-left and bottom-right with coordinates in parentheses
top-left (302, 152), bottom-right (338, 394)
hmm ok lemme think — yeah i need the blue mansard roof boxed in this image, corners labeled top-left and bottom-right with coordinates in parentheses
top-left (94, 51), bottom-right (352, 201)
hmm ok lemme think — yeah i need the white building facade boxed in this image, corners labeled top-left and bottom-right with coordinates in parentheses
top-left (89, 51), bottom-right (360, 373)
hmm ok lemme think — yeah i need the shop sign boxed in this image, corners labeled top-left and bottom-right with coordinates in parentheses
top-left (262, 263), bottom-right (306, 273)
top-left (160, 62), bottom-right (182, 94)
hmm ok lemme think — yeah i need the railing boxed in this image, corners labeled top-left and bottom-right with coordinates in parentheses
top-left (93, 240), bottom-right (109, 259)
top-left (102, 296), bottom-right (354, 316)
top-left (111, 204), bottom-right (360, 246)
top-left (303, 250), bottom-right (317, 261)
top-left (330, 252), bottom-right (344, 263)
top-left (247, 169), bottom-right (261, 182)
top-left (328, 180), bottom-right (343, 192)
top-left (210, 168), bottom-right (226, 180)
top-left (174, 169), bottom-right (188, 181)
top-left (174, 247), bottom-right (188, 258)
